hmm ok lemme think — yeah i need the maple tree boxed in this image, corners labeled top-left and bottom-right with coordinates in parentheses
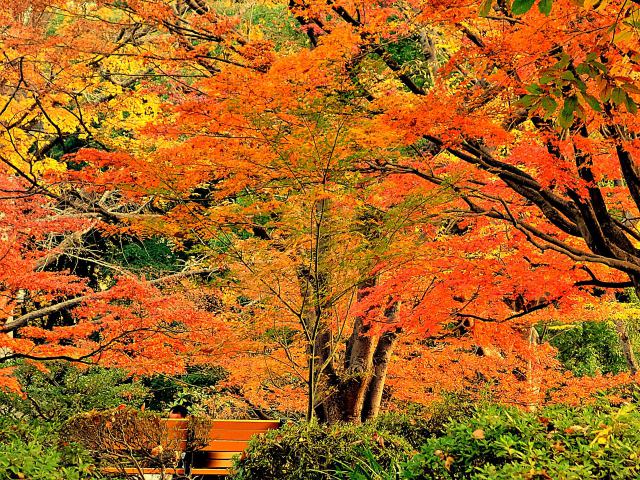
top-left (0, 0), bottom-right (242, 390)
top-left (1, 0), bottom-right (640, 423)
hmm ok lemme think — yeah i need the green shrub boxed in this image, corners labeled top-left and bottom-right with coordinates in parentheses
top-left (402, 403), bottom-right (640, 479)
top-left (373, 395), bottom-right (474, 448)
top-left (0, 361), bottom-right (148, 423)
top-left (335, 448), bottom-right (404, 480)
top-left (0, 417), bottom-right (96, 480)
top-left (142, 364), bottom-right (227, 411)
top-left (371, 412), bottom-right (432, 450)
top-left (231, 421), bottom-right (414, 480)
top-left (546, 321), bottom-right (629, 376)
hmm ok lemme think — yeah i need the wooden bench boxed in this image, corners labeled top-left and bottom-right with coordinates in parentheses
top-left (101, 418), bottom-right (280, 477)
top-left (190, 419), bottom-right (281, 476)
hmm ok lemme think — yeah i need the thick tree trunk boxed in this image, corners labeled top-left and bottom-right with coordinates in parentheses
top-left (314, 295), bottom-right (376, 423)
top-left (341, 277), bottom-right (377, 423)
top-left (361, 330), bottom-right (399, 421)
top-left (342, 322), bottom-right (376, 423)
top-left (314, 328), bottom-right (399, 424)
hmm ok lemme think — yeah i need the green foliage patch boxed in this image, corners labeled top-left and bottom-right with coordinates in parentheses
top-left (545, 321), bottom-right (629, 377)
top-left (402, 403), bottom-right (640, 479)
top-left (231, 420), bottom-right (415, 480)
top-left (109, 237), bottom-right (183, 274)
top-left (0, 361), bottom-right (147, 424)
top-left (142, 364), bottom-right (227, 411)
top-left (0, 417), bottom-right (96, 480)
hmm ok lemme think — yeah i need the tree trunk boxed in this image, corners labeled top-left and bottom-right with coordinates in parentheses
top-left (342, 330), bottom-right (375, 422)
top-left (361, 329), bottom-right (399, 421)
top-left (300, 198), bottom-right (335, 423)
top-left (614, 318), bottom-right (638, 375)
top-left (527, 326), bottom-right (541, 408)
top-left (341, 278), bottom-right (377, 423)
top-left (314, 328), bottom-right (399, 424)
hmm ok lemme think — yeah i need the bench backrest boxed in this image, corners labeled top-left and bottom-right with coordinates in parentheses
top-left (192, 419), bottom-right (280, 474)
top-left (163, 418), bottom-right (188, 450)
top-left (165, 418), bottom-right (280, 475)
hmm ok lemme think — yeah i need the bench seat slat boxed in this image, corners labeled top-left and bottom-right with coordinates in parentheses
top-left (198, 459), bottom-right (234, 468)
top-left (102, 467), bottom-right (185, 474)
top-left (190, 467), bottom-right (232, 475)
top-left (209, 420), bottom-right (280, 430)
top-left (207, 429), bottom-right (272, 440)
top-left (201, 440), bottom-right (250, 451)
top-left (202, 451), bottom-right (238, 460)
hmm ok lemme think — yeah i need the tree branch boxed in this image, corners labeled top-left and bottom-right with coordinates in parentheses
top-left (1, 268), bottom-right (220, 333)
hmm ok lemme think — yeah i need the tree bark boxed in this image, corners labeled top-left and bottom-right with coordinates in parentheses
top-left (614, 318), bottom-right (639, 375)
top-left (361, 329), bottom-right (399, 421)
top-left (315, 327), bottom-right (399, 424)
top-left (300, 198), bottom-right (334, 422)
top-left (527, 326), bottom-right (541, 408)
top-left (341, 318), bottom-right (376, 423)
top-left (340, 277), bottom-right (378, 423)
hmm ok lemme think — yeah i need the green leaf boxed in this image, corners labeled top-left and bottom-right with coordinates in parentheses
top-left (575, 63), bottom-right (589, 75)
top-left (525, 83), bottom-right (543, 94)
top-left (541, 96), bottom-right (558, 118)
top-left (555, 54), bottom-right (571, 70)
top-left (622, 83), bottom-right (640, 95)
top-left (511, 0), bottom-right (536, 15)
top-left (560, 71), bottom-right (576, 81)
top-left (479, 0), bottom-right (493, 16)
top-left (557, 109), bottom-right (574, 128)
top-left (586, 52), bottom-right (598, 62)
top-left (519, 94), bottom-right (538, 107)
top-left (538, 0), bottom-right (553, 15)
top-left (581, 93), bottom-right (602, 112)
top-left (565, 95), bottom-right (578, 111)
top-left (611, 87), bottom-right (626, 106)
top-left (558, 96), bottom-right (577, 128)
top-left (575, 78), bottom-right (587, 92)
top-left (624, 93), bottom-right (638, 114)
top-left (539, 74), bottom-right (554, 85)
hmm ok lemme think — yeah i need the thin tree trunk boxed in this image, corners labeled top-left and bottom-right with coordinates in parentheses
top-left (614, 318), bottom-right (638, 375)
top-left (301, 198), bottom-right (333, 422)
top-left (527, 326), bottom-right (541, 408)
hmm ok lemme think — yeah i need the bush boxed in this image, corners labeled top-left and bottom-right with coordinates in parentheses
top-left (371, 412), bottom-right (432, 451)
top-left (373, 395), bottom-right (474, 449)
top-left (231, 421), bottom-right (415, 480)
top-left (0, 417), bottom-right (96, 480)
top-left (66, 408), bottom-right (192, 470)
top-left (546, 321), bottom-right (629, 376)
top-left (402, 403), bottom-right (640, 479)
top-left (142, 364), bottom-right (227, 412)
top-left (0, 361), bottom-right (148, 423)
